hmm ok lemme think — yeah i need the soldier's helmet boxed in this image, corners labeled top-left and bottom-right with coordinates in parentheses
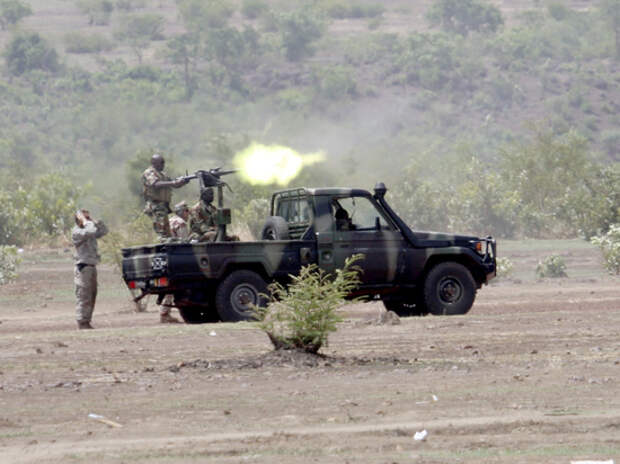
top-left (174, 201), bottom-right (188, 215)
top-left (200, 187), bottom-right (214, 204)
top-left (151, 153), bottom-right (165, 169)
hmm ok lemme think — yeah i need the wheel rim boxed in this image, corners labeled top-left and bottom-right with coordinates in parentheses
top-left (230, 283), bottom-right (259, 313)
top-left (437, 276), bottom-right (463, 304)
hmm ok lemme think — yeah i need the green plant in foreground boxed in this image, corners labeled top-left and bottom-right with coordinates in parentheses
top-left (0, 245), bottom-right (21, 285)
top-left (255, 254), bottom-right (362, 354)
top-left (536, 254), bottom-right (567, 278)
top-left (591, 224), bottom-right (620, 275)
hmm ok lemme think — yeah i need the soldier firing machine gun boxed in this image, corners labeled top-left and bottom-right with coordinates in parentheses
top-left (177, 168), bottom-right (237, 242)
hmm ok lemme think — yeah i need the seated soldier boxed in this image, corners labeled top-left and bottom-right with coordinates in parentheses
top-left (335, 207), bottom-right (353, 231)
top-left (189, 188), bottom-right (218, 242)
top-left (169, 201), bottom-right (190, 241)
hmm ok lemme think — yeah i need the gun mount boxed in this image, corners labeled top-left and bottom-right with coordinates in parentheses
top-left (177, 168), bottom-right (237, 242)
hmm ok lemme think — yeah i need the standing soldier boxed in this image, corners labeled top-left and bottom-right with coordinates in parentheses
top-left (72, 209), bottom-right (108, 330)
top-left (142, 153), bottom-right (188, 241)
top-left (158, 200), bottom-right (192, 323)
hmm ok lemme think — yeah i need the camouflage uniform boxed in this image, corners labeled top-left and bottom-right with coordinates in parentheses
top-left (71, 220), bottom-right (108, 327)
top-left (142, 166), bottom-right (173, 241)
top-left (189, 201), bottom-right (218, 242)
top-left (169, 214), bottom-right (189, 241)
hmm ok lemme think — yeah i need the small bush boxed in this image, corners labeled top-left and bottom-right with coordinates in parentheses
top-left (0, 245), bottom-right (21, 285)
top-left (536, 254), bottom-right (567, 278)
top-left (241, 0), bottom-right (267, 19)
top-left (64, 32), bottom-right (115, 54)
top-left (496, 256), bottom-right (514, 278)
top-left (591, 224), bottom-right (620, 275)
top-left (255, 255), bottom-right (362, 354)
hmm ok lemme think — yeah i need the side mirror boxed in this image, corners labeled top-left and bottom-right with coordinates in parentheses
top-left (375, 217), bottom-right (380, 230)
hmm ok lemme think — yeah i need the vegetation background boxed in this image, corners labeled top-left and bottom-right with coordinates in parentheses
top-left (0, 0), bottom-right (618, 248)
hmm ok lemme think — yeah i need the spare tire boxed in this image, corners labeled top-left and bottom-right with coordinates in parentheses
top-left (261, 216), bottom-right (289, 240)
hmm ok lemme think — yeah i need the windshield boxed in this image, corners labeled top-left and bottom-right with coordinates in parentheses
top-left (332, 196), bottom-right (393, 231)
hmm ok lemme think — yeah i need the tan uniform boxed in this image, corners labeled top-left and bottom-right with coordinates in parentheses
top-left (169, 214), bottom-right (189, 240)
top-left (142, 166), bottom-right (173, 241)
top-left (71, 220), bottom-right (108, 324)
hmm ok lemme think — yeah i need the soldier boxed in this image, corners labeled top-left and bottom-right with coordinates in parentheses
top-left (158, 201), bottom-right (193, 323)
top-left (189, 187), bottom-right (218, 242)
top-left (169, 201), bottom-right (191, 241)
top-left (72, 209), bottom-right (108, 329)
top-left (142, 153), bottom-right (188, 241)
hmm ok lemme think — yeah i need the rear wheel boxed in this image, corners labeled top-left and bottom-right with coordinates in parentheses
top-left (382, 293), bottom-right (427, 317)
top-left (423, 262), bottom-right (476, 316)
top-left (215, 270), bottom-right (269, 322)
top-left (174, 290), bottom-right (219, 323)
top-left (178, 306), bottom-right (219, 324)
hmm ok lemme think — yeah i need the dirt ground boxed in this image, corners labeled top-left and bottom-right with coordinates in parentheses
top-left (0, 240), bottom-right (618, 464)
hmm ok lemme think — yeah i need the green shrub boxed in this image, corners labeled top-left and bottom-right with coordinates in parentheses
top-left (536, 254), bottom-right (567, 278)
top-left (0, 0), bottom-right (32, 30)
top-left (278, 9), bottom-right (326, 61)
top-left (319, 1), bottom-right (385, 19)
top-left (591, 224), bottom-right (620, 274)
top-left (4, 32), bottom-right (59, 76)
top-left (64, 32), bottom-right (115, 54)
top-left (312, 65), bottom-right (357, 99)
top-left (76, 0), bottom-right (114, 26)
top-left (601, 129), bottom-right (620, 158)
top-left (241, 0), bottom-right (267, 19)
top-left (0, 245), bottom-right (21, 285)
top-left (255, 255), bottom-right (362, 354)
top-left (426, 0), bottom-right (504, 36)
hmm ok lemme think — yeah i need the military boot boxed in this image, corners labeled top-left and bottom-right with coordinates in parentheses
top-left (77, 321), bottom-right (94, 329)
top-left (160, 313), bottom-right (181, 324)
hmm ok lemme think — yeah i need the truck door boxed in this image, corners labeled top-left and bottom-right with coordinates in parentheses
top-left (329, 196), bottom-right (405, 284)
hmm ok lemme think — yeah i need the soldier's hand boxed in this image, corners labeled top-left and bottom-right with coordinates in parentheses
top-left (174, 178), bottom-right (188, 187)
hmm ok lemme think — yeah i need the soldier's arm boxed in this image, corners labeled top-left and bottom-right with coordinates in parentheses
top-left (94, 220), bottom-right (108, 238)
top-left (72, 221), bottom-right (97, 245)
top-left (144, 170), bottom-right (187, 189)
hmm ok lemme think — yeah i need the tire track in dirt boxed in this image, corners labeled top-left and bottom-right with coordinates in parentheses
top-left (3, 410), bottom-right (619, 464)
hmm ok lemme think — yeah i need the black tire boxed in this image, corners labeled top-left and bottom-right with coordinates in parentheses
top-left (382, 294), bottom-right (427, 317)
top-left (215, 270), bottom-right (269, 322)
top-left (261, 216), bottom-right (289, 240)
top-left (178, 306), bottom-right (220, 324)
top-left (423, 262), bottom-right (476, 316)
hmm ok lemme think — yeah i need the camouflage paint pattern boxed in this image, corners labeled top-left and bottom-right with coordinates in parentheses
top-left (122, 185), bottom-right (497, 321)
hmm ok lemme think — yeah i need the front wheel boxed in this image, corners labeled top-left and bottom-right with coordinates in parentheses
top-left (423, 262), bottom-right (476, 316)
top-left (215, 270), bottom-right (269, 322)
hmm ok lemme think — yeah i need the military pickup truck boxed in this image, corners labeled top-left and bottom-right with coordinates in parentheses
top-left (122, 182), bottom-right (496, 323)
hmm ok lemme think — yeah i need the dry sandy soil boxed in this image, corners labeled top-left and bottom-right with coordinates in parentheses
top-left (0, 240), bottom-right (618, 463)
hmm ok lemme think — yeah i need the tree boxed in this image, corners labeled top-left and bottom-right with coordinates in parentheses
top-left (4, 32), bottom-right (59, 76)
top-left (176, 0), bottom-right (234, 35)
top-left (426, 0), bottom-right (503, 36)
top-left (600, 0), bottom-right (620, 59)
top-left (76, 0), bottom-right (114, 26)
top-left (115, 14), bottom-right (164, 63)
top-left (0, 0), bottom-right (32, 30)
top-left (278, 9), bottom-right (326, 61)
top-left (166, 33), bottom-right (199, 100)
